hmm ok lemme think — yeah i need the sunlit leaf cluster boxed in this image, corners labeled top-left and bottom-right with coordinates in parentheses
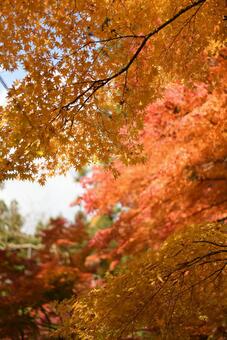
top-left (57, 222), bottom-right (227, 339)
top-left (0, 0), bottom-right (225, 181)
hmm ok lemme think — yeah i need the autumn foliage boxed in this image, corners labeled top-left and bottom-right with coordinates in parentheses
top-left (60, 222), bottom-right (227, 339)
top-left (0, 216), bottom-right (95, 339)
top-left (0, 0), bottom-right (226, 339)
top-left (0, 0), bottom-right (226, 182)
top-left (74, 51), bottom-right (227, 258)
top-left (58, 51), bottom-right (227, 339)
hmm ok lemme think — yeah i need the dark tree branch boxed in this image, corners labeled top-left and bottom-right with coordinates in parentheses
top-left (62, 0), bottom-right (207, 113)
top-left (177, 249), bottom-right (227, 269)
top-left (193, 240), bottom-right (227, 248)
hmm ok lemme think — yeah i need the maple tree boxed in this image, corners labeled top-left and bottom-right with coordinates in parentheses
top-left (0, 0), bottom-right (225, 182)
top-left (58, 222), bottom-right (227, 339)
top-left (0, 1), bottom-right (226, 339)
top-left (56, 50), bottom-right (227, 338)
top-left (74, 50), bottom-right (227, 262)
top-left (0, 214), bottom-right (102, 339)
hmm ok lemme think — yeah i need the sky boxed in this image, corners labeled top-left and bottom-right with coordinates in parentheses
top-left (0, 173), bottom-right (83, 234)
top-left (0, 69), bottom-right (83, 234)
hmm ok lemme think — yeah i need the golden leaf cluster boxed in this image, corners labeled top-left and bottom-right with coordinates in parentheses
top-left (56, 222), bottom-right (227, 339)
top-left (0, 0), bottom-right (225, 181)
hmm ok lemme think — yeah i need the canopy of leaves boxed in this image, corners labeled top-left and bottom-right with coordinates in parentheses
top-left (74, 51), bottom-right (227, 260)
top-left (0, 1), bottom-right (226, 339)
top-left (57, 222), bottom-right (227, 340)
top-left (0, 0), bottom-right (225, 182)
top-left (55, 50), bottom-right (227, 339)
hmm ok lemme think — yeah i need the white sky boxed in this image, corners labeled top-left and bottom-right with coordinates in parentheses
top-left (0, 70), bottom-right (83, 234)
top-left (0, 87), bottom-right (7, 106)
top-left (0, 173), bottom-right (83, 234)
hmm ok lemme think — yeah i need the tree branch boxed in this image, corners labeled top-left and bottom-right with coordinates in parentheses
top-left (62, 0), bottom-right (207, 112)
